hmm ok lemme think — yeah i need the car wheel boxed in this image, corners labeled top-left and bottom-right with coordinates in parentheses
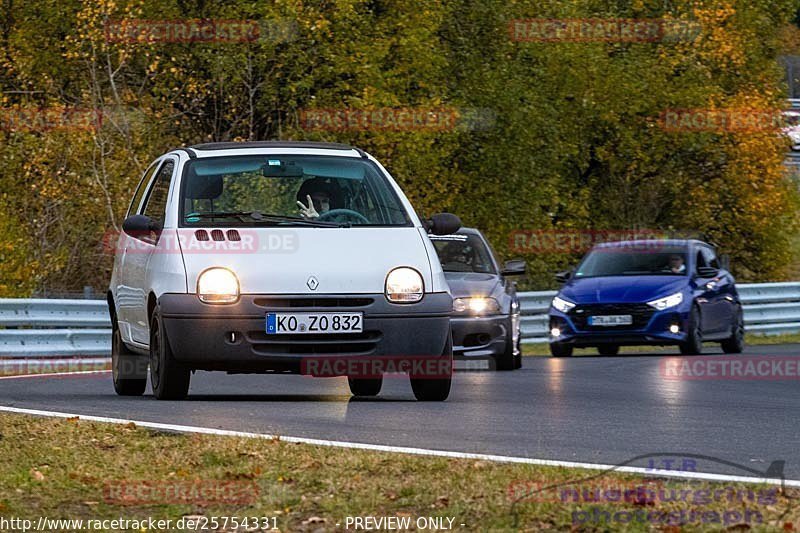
top-left (550, 342), bottom-right (573, 357)
top-left (721, 306), bottom-right (745, 354)
top-left (112, 321), bottom-right (147, 396)
top-left (348, 376), bottom-right (382, 397)
top-left (597, 345), bottom-right (619, 356)
top-left (496, 319), bottom-right (517, 371)
top-left (679, 304), bottom-right (703, 355)
top-left (410, 334), bottom-right (452, 401)
top-left (150, 306), bottom-right (191, 400)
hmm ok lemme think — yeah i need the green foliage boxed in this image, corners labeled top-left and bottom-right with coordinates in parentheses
top-left (0, 0), bottom-right (798, 294)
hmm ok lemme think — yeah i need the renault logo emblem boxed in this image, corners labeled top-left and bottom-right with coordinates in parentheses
top-left (306, 276), bottom-right (319, 290)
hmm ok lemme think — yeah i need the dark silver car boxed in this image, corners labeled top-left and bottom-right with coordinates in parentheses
top-left (430, 228), bottom-right (526, 370)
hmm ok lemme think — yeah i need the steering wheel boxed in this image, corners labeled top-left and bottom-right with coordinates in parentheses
top-left (318, 208), bottom-right (369, 224)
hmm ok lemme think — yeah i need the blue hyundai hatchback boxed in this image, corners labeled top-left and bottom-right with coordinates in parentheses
top-left (548, 239), bottom-right (744, 356)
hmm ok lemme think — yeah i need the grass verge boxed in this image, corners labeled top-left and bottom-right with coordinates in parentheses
top-left (0, 413), bottom-right (798, 531)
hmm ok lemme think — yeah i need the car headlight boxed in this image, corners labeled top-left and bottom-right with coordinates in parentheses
top-left (647, 291), bottom-right (683, 310)
top-left (453, 297), bottom-right (500, 314)
top-left (385, 267), bottom-right (424, 303)
top-left (197, 267), bottom-right (240, 304)
top-left (552, 296), bottom-right (576, 313)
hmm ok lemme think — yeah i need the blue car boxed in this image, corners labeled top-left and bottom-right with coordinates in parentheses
top-left (548, 239), bottom-right (744, 357)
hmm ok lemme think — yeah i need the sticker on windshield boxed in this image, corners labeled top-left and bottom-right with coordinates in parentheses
top-left (430, 234), bottom-right (468, 241)
top-left (268, 159), bottom-right (281, 166)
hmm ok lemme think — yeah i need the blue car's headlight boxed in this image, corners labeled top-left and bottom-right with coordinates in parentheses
top-left (552, 296), bottom-right (576, 313)
top-left (647, 292), bottom-right (684, 310)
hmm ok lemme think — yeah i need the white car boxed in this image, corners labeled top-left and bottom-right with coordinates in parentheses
top-left (108, 141), bottom-right (460, 401)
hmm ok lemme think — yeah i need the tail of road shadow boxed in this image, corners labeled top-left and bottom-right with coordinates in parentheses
top-left (508, 453), bottom-right (786, 528)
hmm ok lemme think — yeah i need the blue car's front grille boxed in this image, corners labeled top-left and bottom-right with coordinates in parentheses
top-left (568, 303), bottom-right (655, 331)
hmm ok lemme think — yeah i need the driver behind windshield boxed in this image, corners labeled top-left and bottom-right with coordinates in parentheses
top-left (295, 177), bottom-right (341, 218)
top-left (440, 241), bottom-right (474, 271)
top-left (666, 254), bottom-right (686, 274)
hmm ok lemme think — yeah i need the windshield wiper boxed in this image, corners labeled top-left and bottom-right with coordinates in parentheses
top-left (185, 211), bottom-right (349, 227)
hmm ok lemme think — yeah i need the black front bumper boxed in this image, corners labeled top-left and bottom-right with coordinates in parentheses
top-left (158, 293), bottom-right (452, 373)
top-left (450, 315), bottom-right (509, 357)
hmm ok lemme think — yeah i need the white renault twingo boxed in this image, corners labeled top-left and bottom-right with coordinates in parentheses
top-left (108, 141), bottom-right (460, 401)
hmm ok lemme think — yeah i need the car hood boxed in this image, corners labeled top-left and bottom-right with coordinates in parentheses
top-left (176, 227), bottom-right (436, 295)
top-left (443, 272), bottom-right (500, 298)
top-left (559, 275), bottom-right (687, 304)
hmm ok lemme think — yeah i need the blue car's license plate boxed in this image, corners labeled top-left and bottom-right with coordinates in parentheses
top-left (588, 315), bottom-right (633, 326)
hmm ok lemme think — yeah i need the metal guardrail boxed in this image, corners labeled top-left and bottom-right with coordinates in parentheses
top-left (0, 299), bottom-right (111, 357)
top-left (519, 282), bottom-right (800, 343)
top-left (2, 282), bottom-right (800, 356)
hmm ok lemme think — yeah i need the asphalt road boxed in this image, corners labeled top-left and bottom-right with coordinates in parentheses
top-left (2, 344), bottom-right (800, 480)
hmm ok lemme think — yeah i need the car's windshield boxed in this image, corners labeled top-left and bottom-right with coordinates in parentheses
top-left (430, 233), bottom-right (496, 274)
top-left (180, 155), bottom-right (410, 227)
top-left (574, 246), bottom-right (689, 278)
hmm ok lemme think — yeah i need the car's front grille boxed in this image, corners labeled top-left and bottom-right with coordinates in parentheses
top-left (569, 303), bottom-right (655, 331)
top-left (246, 330), bottom-right (382, 355)
top-left (253, 297), bottom-right (374, 308)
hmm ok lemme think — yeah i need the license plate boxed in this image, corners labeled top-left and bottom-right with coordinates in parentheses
top-left (266, 312), bottom-right (363, 334)
top-left (588, 315), bottom-right (633, 326)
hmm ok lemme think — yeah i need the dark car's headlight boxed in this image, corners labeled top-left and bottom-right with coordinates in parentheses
top-left (453, 297), bottom-right (500, 314)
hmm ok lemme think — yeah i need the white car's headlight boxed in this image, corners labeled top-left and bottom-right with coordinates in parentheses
top-left (552, 296), bottom-right (576, 313)
top-left (453, 297), bottom-right (500, 314)
top-left (385, 267), bottom-right (424, 303)
top-left (197, 267), bottom-right (240, 304)
top-left (647, 291), bottom-right (683, 310)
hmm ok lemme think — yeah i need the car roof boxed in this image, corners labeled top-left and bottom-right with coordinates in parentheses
top-left (593, 239), bottom-right (708, 249)
top-left (174, 141), bottom-right (366, 159)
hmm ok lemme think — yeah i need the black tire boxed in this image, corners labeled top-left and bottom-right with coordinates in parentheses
top-left (150, 306), bottom-right (191, 400)
top-left (513, 336), bottom-right (523, 370)
top-left (679, 304), bottom-right (703, 355)
top-left (550, 342), bottom-right (573, 357)
top-left (348, 376), bottom-right (382, 397)
top-left (496, 318), bottom-right (518, 371)
top-left (112, 321), bottom-right (147, 396)
top-left (597, 345), bottom-right (620, 356)
top-left (410, 334), bottom-right (452, 401)
top-left (721, 306), bottom-right (745, 354)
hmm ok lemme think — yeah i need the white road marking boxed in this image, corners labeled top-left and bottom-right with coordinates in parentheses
top-left (0, 404), bottom-right (795, 487)
top-left (0, 370), bottom-right (111, 380)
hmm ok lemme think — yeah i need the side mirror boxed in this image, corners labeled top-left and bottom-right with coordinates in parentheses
top-left (122, 215), bottom-right (161, 241)
top-left (501, 259), bottom-right (527, 276)
top-left (719, 254), bottom-right (730, 271)
top-left (696, 266), bottom-right (720, 278)
top-left (555, 270), bottom-right (572, 283)
top-left (426, 213), bottom-right (462, 235)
